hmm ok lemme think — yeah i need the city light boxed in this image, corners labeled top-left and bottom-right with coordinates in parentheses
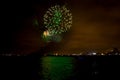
top-left (92, 52), bottom-right (96, 55)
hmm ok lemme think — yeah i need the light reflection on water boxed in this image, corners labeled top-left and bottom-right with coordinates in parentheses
top-left (40, 56), bottom-right (75, 80)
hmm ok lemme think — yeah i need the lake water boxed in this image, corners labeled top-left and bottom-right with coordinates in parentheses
top-left (38, 56), bottom-right (120, 80)
top-left (0, 56), bottom-right (120, 80)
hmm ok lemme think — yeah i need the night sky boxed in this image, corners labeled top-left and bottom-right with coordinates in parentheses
top-left (1, 0), bottom-right (120, 55)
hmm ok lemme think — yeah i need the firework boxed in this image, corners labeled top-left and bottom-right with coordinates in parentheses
top-left (42, 30), bottom-right (52, 42)
top-left (42, 30), bottom-right (62, 42)
top-left (43, 5), bottom-right (72, 35)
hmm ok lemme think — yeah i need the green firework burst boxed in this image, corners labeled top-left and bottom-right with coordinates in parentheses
top-left (43, 5), bottom-right (72, 35)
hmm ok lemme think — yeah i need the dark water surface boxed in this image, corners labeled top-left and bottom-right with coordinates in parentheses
top-left (0, 56), bottom-right (120, 80)
top-left (39, 56), bottom-right (120, 80)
